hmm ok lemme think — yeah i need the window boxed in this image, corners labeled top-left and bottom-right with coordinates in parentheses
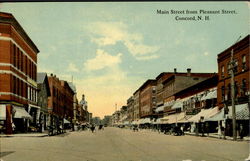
top-left (25, 56), bottom-right (28, 75)
top-left (227, 62), bottom-right (231, 76)
top-left (17, 48), bottom-right (20, 69)
top-left (234, 59), bottom-right (238, 73)
top-left (13, 77), bottom-right (16, 94)
top-left (27, 86), bottom-right (30, 100)
top-left (13, 44), bottom-right (16, 67)
top-left (241, 79), bottom-right (247, 96)
top-left (20, 52), bottom-right (23, 72)
top-left (242, 55), bottom-right (246, 71)
top-left (234, 81), bottom-right (238, 97)
top-left (221, 66), bottom-right (225, 78)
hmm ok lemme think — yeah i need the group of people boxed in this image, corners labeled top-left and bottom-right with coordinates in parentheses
top-left (89, 124), bottom-right (104, 133)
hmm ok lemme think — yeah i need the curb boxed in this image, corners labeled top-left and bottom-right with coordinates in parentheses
top-left (184, 132), bottom-right (250, 142)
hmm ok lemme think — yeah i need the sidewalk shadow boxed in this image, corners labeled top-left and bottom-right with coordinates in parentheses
top-left (53, 132), bottom-right (70, 137)
top-left (0, 151), bottom-right (15, 158)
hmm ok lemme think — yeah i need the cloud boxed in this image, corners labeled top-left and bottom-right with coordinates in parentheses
top-left (86, 21), bottom-right (159, 60)
top-left (67, 63), bottom-right (79, 72)
top-left (37, 66), bottom-right (54, 74)
top-left (203, 51), bottom-right (209, 56)
top-left (84, 49), bottom-right (122, 71)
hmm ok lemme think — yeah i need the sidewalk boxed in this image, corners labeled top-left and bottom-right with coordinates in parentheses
top-left (0, 132), bottom-right (48, 137)
top-left (185, 132), bottom-right (250, 142)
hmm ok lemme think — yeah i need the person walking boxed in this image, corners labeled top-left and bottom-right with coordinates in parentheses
top-left (217, 121), bottom-right (222, 139)
top-left (90, 124), bottom-right (95, 133)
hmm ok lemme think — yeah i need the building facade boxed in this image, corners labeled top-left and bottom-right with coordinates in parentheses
top-left (133, 89), bottom-right (140, 121)
top-left (37, 73), bottom-right (51, 132)
top-left (162, 69), bottom-right (215, 115)
top-left (217, 35), bottom-right (249, 109)
top-left (0, 12), bottom-right (39, 134)
top-left (127, 96), bottom-right (134, 122)
top-left (139, 80), bottom-right (157, 119)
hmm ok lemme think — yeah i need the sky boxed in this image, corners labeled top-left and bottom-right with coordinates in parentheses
top-left (0, 2), bottom-right (249, 118)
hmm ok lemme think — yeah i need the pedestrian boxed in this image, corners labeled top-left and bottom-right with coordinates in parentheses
top-left (205, 122), bottom-right (209, 136)
top-left (180, 125), bottom-right (184, 136)
top-left (217, 123), bottom-right (222, 139)
top-left (90, 124), bottom-right (95, 133)
top-left (239, 124), bottom-right (244, 139)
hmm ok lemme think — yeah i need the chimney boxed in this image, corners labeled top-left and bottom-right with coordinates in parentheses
top-left (174, 68), bottom-right (177, 73)
top-left (187, 68), bottom-right (191, 76)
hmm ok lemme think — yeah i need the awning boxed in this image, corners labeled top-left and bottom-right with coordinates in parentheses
top-left (64, 119), bottom-right (70, 124)
top-left (187, 107), bottom-right (220, 123)
top-left (120, 116), bottom-right (127, 121)
top-left (29, 104), bottom-right (40, 109)
top-left (177, 114), bottom-right (194, 123)
top-left (132, 120), bottom-right (139, 125)
top-left (172, 100), bottom-right (183, 109)
top-left (0, 105), bottom-right (6, 120)
top-left (201, 90), bottom-right (217, 101)
top-left (205, 110), bottom-right (224, 121)
top-left (155, 104), bottom-right (165, 113)
top-left (13, 106), bottom-right (32, 119)
top-left (123, 121), bottom-right (130, 125)
top-left (228, 103), bottom-right (249, 120)
top-left (153, 118), bottom-right (164, 124)
top-left (162, 112), bottom-right (184, 124)
top-left (139, 118), bottom-right (152, 124)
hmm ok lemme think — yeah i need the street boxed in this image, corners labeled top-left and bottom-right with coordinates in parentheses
top-left (0, 127), bottom-right (249, 161)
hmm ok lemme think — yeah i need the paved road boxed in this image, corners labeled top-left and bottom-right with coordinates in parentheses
top-left (0, 127), bottom-right (249, 161)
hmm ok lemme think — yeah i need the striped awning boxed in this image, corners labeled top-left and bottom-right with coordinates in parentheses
top-left (228, 103), bottom-right (249, 120)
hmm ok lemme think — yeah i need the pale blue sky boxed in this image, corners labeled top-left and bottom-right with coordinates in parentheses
top-left (0, 2), bottom-right (249, 118)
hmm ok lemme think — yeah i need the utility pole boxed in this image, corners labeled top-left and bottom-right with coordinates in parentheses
top-left (230, 36), bottom-right (241, 141)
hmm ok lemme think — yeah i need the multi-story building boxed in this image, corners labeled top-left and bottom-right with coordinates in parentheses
top-left (47, 74), bottom-right (74, 131)
top-left (133, 89), bottom-right (140, 121)
top-left (68, 82), bottom-right (77, 129)
top-left (217, 35), bottom-right (249, 109)
top-left (217, 35), bottom-right (249, 137)
top-left (37, 73), bottom-right (51, 132)
top-left (162, 69), bottom-right (215, 115)
top-left (139, 79), bottom-right (157, 119)
top-left (0, 12), bottom-right (40, 134)
top-left (60, 80), bottom-right (74, 122)
top-left (126, 96), bottom-right (134, 122)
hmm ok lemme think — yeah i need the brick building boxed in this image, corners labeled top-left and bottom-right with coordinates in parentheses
top-left (217, 35), bottom-right (249, 109)
top-left (0, 12), bottom-right (39, 134)
top-left (133, 89), bottom-right (140, 121)
top-left (217, 35), bottom-right (249, 137)
top-left (47, 74), bottom-right (74, 131)
top-left (126, 96), bottom-right (134, 122)
top-left (162, 69), bottom-right (215, 115)
top-left (139, 79), bottom-right (157, 119)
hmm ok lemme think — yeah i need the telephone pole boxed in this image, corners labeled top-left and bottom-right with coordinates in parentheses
top-left (230, 36), bottom-right (241, 141)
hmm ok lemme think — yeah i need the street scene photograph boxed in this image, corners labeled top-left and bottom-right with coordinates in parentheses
top-left (0, 2), bottom-right (249, 161)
